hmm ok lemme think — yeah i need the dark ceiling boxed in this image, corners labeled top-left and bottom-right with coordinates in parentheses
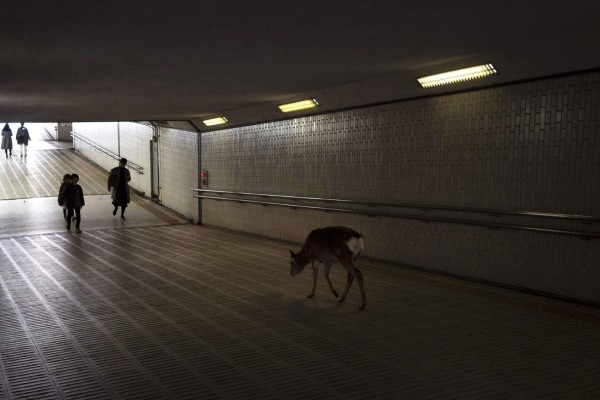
top-left (1, 1), bottom-right (599, 129)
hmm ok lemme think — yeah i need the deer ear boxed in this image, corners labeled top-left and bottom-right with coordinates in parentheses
top-left (289, 250), bottom-right (296, 258)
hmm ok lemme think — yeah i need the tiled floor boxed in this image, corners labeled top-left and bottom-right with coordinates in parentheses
top-left (1, 224), bottom-right (600, 399)
top-left (1, 146), bottom-right (600, 399)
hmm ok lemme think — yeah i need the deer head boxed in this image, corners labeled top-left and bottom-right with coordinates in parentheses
top-left (289, 250), bottom-right (309, 276)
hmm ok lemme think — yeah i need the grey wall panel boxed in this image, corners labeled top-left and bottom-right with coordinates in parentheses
top-left (118, 122), bottom-right (153, 196)
top-left (72, 122), bottom-right (120, 178)
top-left (72, 122), bottom-right (119, 155)
top-left (74, 122), bottom-right (196, 220)
top-left (73, 122), bottom-right (152, 196)
top-left (200, 71), bottom-right (600, 303)
top-left (158, 127), bottom-right (198, 222)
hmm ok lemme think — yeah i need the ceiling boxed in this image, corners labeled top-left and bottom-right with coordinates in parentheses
top-left (1, 1), bottom-right (599, 130)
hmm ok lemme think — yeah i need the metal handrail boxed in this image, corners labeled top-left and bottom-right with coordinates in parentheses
top-left (191, 189), bottom-right (599, 222)
top-left (71, 132), bottom-right (144, 174)
top-left (193, 194), bottom-right (600, 239)
top-left (43, 127), bottom-right (55, 140)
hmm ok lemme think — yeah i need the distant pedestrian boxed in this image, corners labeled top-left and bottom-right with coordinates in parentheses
top-left (1, 123), bottom-right (13, 158)
top-left (58, 173), bottom-right (85, 233)
top-left (107, 158), bottom-right (131, 219)
top-left (58, 173), bottom-right (72, 220)
top-left (16, 123), bottom-right (31, 157)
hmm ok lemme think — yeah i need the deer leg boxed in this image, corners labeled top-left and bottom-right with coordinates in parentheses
top-left (338, 259), bottom-right (367, 310)
top-left (323, 262), bottom-right (338, 298)
top-left (354, 266), bottom-right (367, 310)
top-left (338, 272), bottom-right (354, 304)
top-left (307, 263), bottom-right (318, 299)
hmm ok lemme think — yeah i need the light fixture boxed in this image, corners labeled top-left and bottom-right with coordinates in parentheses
top-left (202, 116), bottom-right (228, 126)
top-left (278, 98), bottom-right (319, 113)
top-left (417, 63), bottom-right (498, 88)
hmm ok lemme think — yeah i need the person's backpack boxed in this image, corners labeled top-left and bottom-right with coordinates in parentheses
top-left (16, 131), bottom-right (23, 144)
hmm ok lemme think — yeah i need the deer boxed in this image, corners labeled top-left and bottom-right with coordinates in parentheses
top-left (289, 226), bottom-right (367, 310)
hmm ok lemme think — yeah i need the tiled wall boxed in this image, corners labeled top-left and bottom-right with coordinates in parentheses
top-left (200, 72), bottom-right (600, 303)
top-left (73, 122), bottom-right (198, 220)
top-left (118, 122), bottom-right (153, 196)
top-left (73, 122), bottom-right (119, 154)
top-left (158, 127), bottom-right (199, 221)
top-left (72, 122), bottom-right (152, 196)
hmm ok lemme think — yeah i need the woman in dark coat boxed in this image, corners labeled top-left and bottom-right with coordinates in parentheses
top-left (107, 158), bottom-right (131, 219)
top-left (1, 123), bottom-right (13, 157)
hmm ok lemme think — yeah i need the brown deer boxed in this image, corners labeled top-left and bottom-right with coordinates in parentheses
top-left (289, 226), bottom-right (366, 310)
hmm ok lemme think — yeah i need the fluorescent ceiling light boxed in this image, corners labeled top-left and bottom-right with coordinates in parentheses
top-left (278, 98), bottom-right (319, 113)
top-left (417, 64), bottom-right (498, 88)
top-left (203, 117), bottom-right (228, 126)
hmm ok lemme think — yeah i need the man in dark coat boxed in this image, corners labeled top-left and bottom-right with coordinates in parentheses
top-left (16, 122), bottom-right (31, 157)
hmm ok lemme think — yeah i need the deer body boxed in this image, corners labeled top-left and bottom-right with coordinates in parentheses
top-left (290, 226), bottom-right (366, 310)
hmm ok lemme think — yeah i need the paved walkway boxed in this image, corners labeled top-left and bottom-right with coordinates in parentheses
top-left (0, 147), bottom-right (107, 200)
top-left (0, 142), bottom-right (186, 238)
top-left (0, 195), bottom-right (187, 239)
top-left (0, 224), bottom-right (599, 399)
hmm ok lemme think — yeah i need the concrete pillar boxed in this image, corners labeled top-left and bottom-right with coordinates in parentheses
top-left (56, 122), bottom-right (72, 141)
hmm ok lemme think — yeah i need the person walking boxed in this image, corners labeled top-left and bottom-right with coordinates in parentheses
top-left (58, 173), bottom-right (72, 221)
top-left (58, 173), bottom-right (85, 233)
top-left (107, 158), bottom-right (131, 219)
top-left (1, 123), bottom-right (13, 158)
top-left (16, 123), bottom-right (31, 157)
